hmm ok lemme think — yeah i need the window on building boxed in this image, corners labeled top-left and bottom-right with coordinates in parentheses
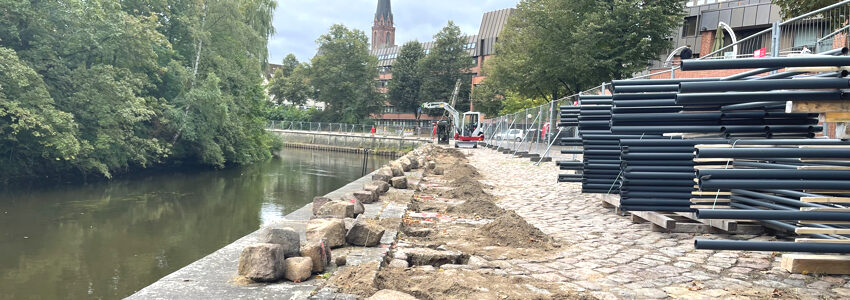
top-left (386, 33), bottom-right (391, 44)
top-left (682, 17), bottom-right (697, 37)
top-left (480, 39), bottom-right (485, 55)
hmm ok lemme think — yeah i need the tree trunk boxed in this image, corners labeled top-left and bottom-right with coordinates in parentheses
top-left (172, 1), bottom-right (207, 146)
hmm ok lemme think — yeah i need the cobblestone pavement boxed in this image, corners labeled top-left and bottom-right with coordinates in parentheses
top-left (465, 148), bottom-right (850, 300)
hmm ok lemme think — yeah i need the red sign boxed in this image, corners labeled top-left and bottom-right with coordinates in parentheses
top-left (753, 48), bottom-right (767, 58)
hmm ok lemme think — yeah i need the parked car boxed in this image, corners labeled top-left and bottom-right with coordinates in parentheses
top-left (494, 129), bottom-right (525, 142)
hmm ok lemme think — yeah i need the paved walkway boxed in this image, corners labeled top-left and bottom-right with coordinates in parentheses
top-left (466, 148), bottom-right (850, 300)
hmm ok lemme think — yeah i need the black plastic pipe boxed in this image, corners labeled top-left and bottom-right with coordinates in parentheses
top-left (695, 209), bottom-right (850, 221)
top-left (680, 78), bottom-right (850, 93)
top-left (697, 147), bottom-right (850, 158)
top-left (700, 169), bottom-right (850, 180)
top-left (701, 179), bottom-right (849, 190)
top-left (695, 240), bottom-right (850, 253)
top-left (677, 91), bottom-right (850, 105)
top-left (681, 56), bottom-right (850, 71)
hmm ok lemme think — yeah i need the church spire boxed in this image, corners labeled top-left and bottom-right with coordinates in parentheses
top-left (372, 0), bottom-right (395, 50)
top-left (375, 0), bottom-right (393, 23)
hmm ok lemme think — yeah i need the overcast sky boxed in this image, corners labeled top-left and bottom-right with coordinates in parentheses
top-left (269, 0), bottom-right (519, 63)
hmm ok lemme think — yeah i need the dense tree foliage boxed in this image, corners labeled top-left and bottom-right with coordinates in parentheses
top-left (470, 80), bottom-right (504, 117)
top-left (268, 54), bottom-right (313, 106)
top-left (420, 22), bottom-right (475, 105)
top-left (480, 0), bottom-right (683, 110)
top-left (0, 0), bottom-right (279, 180)
top-left (388, 41), bottom-right (426, 118)
top-left (774, 0), bottom-right (840, 18)
top-left (310, 24), bottom-right (381, 124)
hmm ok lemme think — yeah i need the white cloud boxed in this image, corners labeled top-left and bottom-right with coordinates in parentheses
top-left (268, 0), bottom-right (518, 63)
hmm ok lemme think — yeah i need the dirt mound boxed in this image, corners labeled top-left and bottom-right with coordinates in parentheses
top-left (376, 268), bottom-right (592, 300)
top-left (438, 181), bottom-right (490, 199)
top-left (478, 210), bottom-right (555, 249)
top-left (447, 198), bottom-right (505, 219)
top-left (329, 262), bottom-right (380, 297)
top-left (436, 148), bottom-right (467, 160)
top-left (443, 164), bottom-right (480, 184)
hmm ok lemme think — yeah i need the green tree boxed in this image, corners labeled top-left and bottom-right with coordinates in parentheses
top-left (310, 24), bottom-right (380, 123)
top-left (470, 80), bottom-right (504, 117)
top-left (268, 56), bottom-right (313, 106)
top-left (419, 21), bottom-right (474, 107)
top-left (485, 0), bottom-right (682, 102)
top-left (280, 53), bottom-right (300, 77)
top-left (774, 0), bottom-right (840, 18)
top-left (388, 41), bottom-right (426, 118)
top-left (0, 47), bottom-right (82, 179)
top-left (0, 0), bottom-right (280, 180)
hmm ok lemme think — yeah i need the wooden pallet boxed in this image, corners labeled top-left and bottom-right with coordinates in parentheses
top-left (675, 212), bottom-right (765, 235)
top-left (599, 194), bottom-right (716, 233)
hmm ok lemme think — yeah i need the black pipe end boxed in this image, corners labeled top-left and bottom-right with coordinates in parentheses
top-left (842, 47), bottom-right (849, 56)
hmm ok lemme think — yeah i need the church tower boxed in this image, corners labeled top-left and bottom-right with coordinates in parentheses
top-left (372, 0), bottom-right (395, 50)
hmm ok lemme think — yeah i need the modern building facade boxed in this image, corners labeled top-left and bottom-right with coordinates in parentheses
top-left (368, 0), bottom-right (514, 127)
top-left (647, 0), bottom-right (842, 78)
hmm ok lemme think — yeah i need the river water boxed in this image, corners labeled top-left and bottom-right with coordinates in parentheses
top-left (0, 148), bottom-right (391, 300)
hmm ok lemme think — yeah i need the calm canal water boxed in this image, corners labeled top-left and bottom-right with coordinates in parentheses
top-left (0, 148), bottom-right (391, 300)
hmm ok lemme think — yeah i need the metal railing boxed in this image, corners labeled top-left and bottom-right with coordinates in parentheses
top-left (266, 121), bottom-right (433, 139)
top-left (481, 1), bottom-right (850, 161)
top-left (701, 0), bottom-right (850, 59)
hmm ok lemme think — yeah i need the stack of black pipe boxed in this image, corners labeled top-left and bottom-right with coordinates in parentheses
top-left (570, 95), bottom-right (621, 193)
top-left (557, 103), bottom-right (583, 181)
top-left (694, 143), bottom-right (850, 253)
top-left (610, 80), bottom-right (704, 211)
top-left (672, 55), bottom-right (850, 253)
top-left (619, 139), bottom-right (727, 212)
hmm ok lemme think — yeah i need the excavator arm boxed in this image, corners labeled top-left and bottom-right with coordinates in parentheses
top-left (421, 102), bottom-right (460, 133)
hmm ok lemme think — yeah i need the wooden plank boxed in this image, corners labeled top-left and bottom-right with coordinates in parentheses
top-left (800, 220), bottom-right (850, 225)
top-left (781, 254), bottom-right (850, 275)
top-left (631, 211), bottom-right (677, 230)
top-left (788, 100), bottom-right (850, 113)
top-left (798, 166), bottom-right (850, 170)
top-left (799, 145), bottom-right (850, 149)
top-left (690, 205), bottom-right (731, 209)
top-left (800, 207), bottom-right (850, 212)
top-left (801, 197), bottom-right (850, 203)
top-left (694, 158), bottom-right (733, 163)
top-left (795, 227), bottom-right (850, 235)
top-left (803, 190), bottom-right (850, 194)
top-left (690, 198), bottom-right (731, 203)
top-left (692, 191), bottom-right (732, 196)
top-left (824, 112), bottom-right (850, 122)
top-left (694, 165), bottom-right (734, 169)
top-left (675, 212), bottom-right (764, 234)
top-left (795, 238), bottom-right (850, 244)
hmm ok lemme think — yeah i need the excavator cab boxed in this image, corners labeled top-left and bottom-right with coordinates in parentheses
top-left (460, 112), bottom-right (483, 138)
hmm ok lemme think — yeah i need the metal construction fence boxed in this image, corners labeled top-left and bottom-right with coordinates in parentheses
top-left (267, 120), bottom-right (433, 138)
top-left (481, 1), bottom-right (850, 158)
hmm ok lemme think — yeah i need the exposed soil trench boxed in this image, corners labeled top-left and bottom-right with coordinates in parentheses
top-left (332, 147), bottom-right (591, 300)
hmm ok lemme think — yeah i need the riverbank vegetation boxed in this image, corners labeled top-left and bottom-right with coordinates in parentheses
top-left (0, 0), bottom-right (279, 181)
top-left (473, 0), bottom-right (685, 116)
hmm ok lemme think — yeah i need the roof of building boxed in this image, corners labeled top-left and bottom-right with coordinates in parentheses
top-left (376, 0), bottom-right (393, 22)
top-left (475, 8), bottom-right (514, 57)
top-left (371, 36), bottom-right (479, 67)
top-left (370, 8), bottom-right (513, 67)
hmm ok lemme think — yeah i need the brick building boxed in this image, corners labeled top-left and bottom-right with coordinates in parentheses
top-left (368, 0), bottom-right (514, 127)
top-left (646, 0), bottom-right (844, 79)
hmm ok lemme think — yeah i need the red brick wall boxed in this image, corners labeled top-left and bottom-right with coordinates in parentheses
top-left (646, 68), bottom-right (786, 80)
top-left (699, 31), bottom-right (715, 57)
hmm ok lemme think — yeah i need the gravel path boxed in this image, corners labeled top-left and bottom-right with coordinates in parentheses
top-left (465, 148), bottom-right (850, 300)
